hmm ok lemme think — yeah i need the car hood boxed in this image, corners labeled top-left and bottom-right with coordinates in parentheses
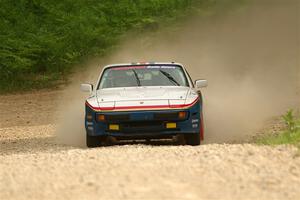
top-left (95, 86), bottom-right (192, 109)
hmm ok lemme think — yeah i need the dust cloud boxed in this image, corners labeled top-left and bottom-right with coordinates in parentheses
top-left (56, 0), bottom-right (300, 145)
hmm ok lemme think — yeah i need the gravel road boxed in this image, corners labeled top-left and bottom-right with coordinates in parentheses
top-left (1, 91), bottom-right (300, 200)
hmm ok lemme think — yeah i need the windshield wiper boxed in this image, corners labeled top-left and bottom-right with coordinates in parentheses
top-left (159, 70), bottom-right (180, 86)
top-left (132, 69), bottom-right (141, 86)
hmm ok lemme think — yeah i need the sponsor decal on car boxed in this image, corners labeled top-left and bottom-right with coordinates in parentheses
top-left (111, 66), bottom-right (176, 70)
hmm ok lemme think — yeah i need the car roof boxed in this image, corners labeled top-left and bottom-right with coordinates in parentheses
top-left (102, 62), bottom-right (185, 70)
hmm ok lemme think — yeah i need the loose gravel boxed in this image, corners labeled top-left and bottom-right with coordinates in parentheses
top-left (1, 92), bottom-right (300, 200)
top-left (1, 125), bottom-right (300, 200)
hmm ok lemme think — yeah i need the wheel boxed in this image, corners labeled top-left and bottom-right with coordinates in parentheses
top-left (86, 135), bottom-right (103, 148)
top-left (184, 133), bottom-right (200, 146)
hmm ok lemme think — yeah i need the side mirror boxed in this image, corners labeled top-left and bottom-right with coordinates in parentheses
top-left (81, 83), bottom-right (93, 93)
top-left (195, 79), bottom-right (208, 90)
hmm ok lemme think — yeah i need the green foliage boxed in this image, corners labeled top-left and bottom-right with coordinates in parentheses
top-left (257, 110), bottom-right (300, 149)
top-left (282, 109), bottom-right (297, 133)
top-left (0, 0), bottom-right (245, 92)
top-left (0, 0), bottom-right (196, 91)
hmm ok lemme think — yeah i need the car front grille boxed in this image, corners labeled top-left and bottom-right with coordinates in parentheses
top-left (121, 121), bottom-right (164, 133)
top-left (105, 114), bottom-right (130, 122)
top-left (153, 112), bottom-right (179, 121)
top-left (102, 111), bottom-right (183, 123)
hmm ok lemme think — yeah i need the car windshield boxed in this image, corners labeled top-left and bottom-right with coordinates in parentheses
top-left (98, 65), bottom-right (189, 89)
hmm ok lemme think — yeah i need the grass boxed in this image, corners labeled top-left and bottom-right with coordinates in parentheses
top-left (0, 72), bottom-right (65, 93)
top-left (256, 110), bottom-right (300, 149)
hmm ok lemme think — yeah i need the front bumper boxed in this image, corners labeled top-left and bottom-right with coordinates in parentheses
top-left (85, 101), bottom-right (202, 139)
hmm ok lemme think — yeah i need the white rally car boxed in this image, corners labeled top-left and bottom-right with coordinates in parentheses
top-left (81, 62), bottom-right (207, 147)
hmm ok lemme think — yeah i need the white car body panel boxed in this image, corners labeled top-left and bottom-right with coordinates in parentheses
top-left (86, 62), bottom-right (200, 111)
top-left (97, 86), bottom-right (189, 100)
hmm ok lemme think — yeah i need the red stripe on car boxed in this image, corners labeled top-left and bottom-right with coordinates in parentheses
top-left (86, 97), bottom-right (199, 111)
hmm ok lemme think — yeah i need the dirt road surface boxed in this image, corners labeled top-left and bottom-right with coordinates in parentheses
top-left (1, 91), bottom-right (300, 200)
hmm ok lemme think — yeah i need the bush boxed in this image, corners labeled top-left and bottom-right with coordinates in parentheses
top-left (0, 0), bottom-right (199, 91)
top-left (257, 109), bottom-right (300, 149)
top-left (0, 0), bottom-right (244, 92)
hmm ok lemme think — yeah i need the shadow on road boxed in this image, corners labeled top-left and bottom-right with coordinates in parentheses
top-left (0, 136), bottom-right (208, 155)
top-left (0, 137), bottom-right (74, 155)
top-left (115, 139), bottom-right (181, 146)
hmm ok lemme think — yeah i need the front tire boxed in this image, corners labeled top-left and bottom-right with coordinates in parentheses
top-left (86, 135), bottom-right (102, 148)
top-left (184, 133), bottom-right (200, 146)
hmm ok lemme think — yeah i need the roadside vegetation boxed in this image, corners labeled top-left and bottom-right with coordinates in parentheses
top-left (0, 0), bottom-right (246, 93)
top-left (257, 110), bottom-right (300, 149)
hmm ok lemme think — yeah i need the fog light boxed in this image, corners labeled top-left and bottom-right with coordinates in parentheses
top-left (166, 123), bottom-right (177, 129)
top-left (97, 114), bottom-right (105, 122)
top-left (109, 124), bottom-right (119, 131)
top-left (178, 111), bottom-right (187, 119)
